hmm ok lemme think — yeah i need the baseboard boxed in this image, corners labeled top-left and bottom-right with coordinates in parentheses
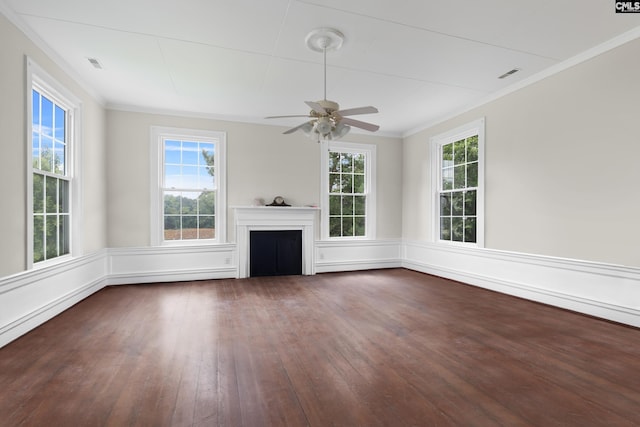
top-left (402, 241), bottom-right (640, 327)
top-left (315, 239), bottom-right (403, 273)
top-left (0, 250), bottom-right (108, 348)
top-left (107, 244), bottom-right (238, 284)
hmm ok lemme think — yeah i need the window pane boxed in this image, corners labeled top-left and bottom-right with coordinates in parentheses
top-left (199, 216), bottom-right (215, 239)
top-left (198, 166), bottom-right (214, 189)
top-left (452, 191), bottom-right (464, 216)
top-left (328, 195), bottom-right (341, 215)
top-left (164, 191), bottom-right (181, 214)
top-left (32, 132), bottom-right (40, 169)
top-left (33, 173), bottom-right (44, 213)
top-left (353, 174), bottom-right (365, 194)
top-left (454, 165), bottom-right (466, 189)
top-left (59, 180), bottom-right (69, 213)
top-left (342, 217), bottom-right (354, 236)
top-left (32, 90), bottom-right (40, 126)
top-left (342, 196), bottom-right (354, 215)
top-left (59, 214), bottom-right (70, 256)
top-left (46, 176), bottom-right (58, 213)
top-left (329, 173), bottom-right (341, 193)
top-left (452, 217), bottom-right (464, 242)
top-left (33, 216), bottom-right (44, 262)
top-left (440, 217), bottom-right (451, 241)
top-left (467, 162), bottom-right (478, 188)
top-left (182, 141), bottom-right (199, 165)
top-left (54, 143), bottom-right (65, 175)
top-left (465, 217), bottom-right (477, 243)
top-left (355, 216), bottom-right (365, 236)
top-left (200, 143), bottom-right (215, 167)
top-left (182, 165), bottom-right (198, 189)
top-left (164, 216), bottom-right (180, 240)
top-left (165, 140), bottom-right (181, 164)
top-left (41, 136), bottom-right (53, 172)
top-left (165, 165), bottom-right (181, 188)
top-left (329, 152), bottom-right (340, 172)
top-left (199, 191), bottom-right (215, 215)
top-left (54, 105), bottom-right (65, 141)
top-left (182, 216), bottom-right (197, 239)
top-left (353, 154), bottom-right (365, 173)
top-left (464, 190), bottom-right (476, 216)
top-left (442, 143), bottom-right (453, 167)
top-left (46, 216), bottom-right (58, 258)
top-left (341, 153), bottom-right (353, 172)
top-left (354, 196), bottom-right (366, 216)
top-left (440, 193), bottom-right (451, 216)
top-left (341, 174), bottom-right (353, 193)
top-left (453, 139), bottom-right (465, 165)
top-left (329, 217), bottom-right (341, 237)
top-left (466, 136), bottom-right (478, 162)
top-left (181, 192), bottom-right (198, 214)
top-left (41, 96), bottom-right (53, 137)
top-left (442, 167), bottom-right (453, 191)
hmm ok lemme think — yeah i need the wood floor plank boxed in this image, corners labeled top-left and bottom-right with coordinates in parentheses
top-left (1, 268), bottom-right (640, 426)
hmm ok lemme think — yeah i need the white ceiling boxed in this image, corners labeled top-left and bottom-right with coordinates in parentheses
top-left (2, 0), bottom-right (639, 136)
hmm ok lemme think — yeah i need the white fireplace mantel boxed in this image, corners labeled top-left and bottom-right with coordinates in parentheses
top-left (233, 206), bottom-right (319, 278)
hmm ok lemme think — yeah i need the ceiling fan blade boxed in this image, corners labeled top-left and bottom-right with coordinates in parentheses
top-left (283, 122), bottom-right (311, 135)
top-left (336, 106), bottom-right (378, 116)
top-left (265, 114), bottom-right (311, 119)
top-left (305, 101), bottom-right (327, 115)
top-left (340, 117), bottom-right (380, 132)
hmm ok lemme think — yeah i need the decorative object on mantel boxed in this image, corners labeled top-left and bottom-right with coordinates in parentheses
top-left (267, 196), bottom-right (290, 206)
top-left (264, 28), bottom-right (379, 142)
top-left (253, 197), bottom-right (265, 206)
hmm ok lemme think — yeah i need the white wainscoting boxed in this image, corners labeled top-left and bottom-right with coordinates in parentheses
top-left (315, 239), bottom-right (403, 273)
top-left (403, 240), bottom-right (640, 327)
top-left (107, 244), bottom-right (237, 285)
top-left (0, 250), bottom-right (108, 348)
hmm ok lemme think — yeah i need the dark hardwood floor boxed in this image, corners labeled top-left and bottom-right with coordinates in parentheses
top-left (1, 268), bottom-right (639, 426)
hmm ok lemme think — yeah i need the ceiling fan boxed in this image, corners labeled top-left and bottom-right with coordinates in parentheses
top-left (266, 28), bottom-right (380, 142)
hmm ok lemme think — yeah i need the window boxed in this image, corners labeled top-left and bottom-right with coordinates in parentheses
top-left (431, 118), bottom-right (484, 246)
top-left (150, 127), bottom-right (226, 245)
top-left (321, 141), bottom-right (376, 239)
top-left (27, 57), bottom-right (81, 267)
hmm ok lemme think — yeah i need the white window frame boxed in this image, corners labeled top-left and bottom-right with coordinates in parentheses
top-left (320, 140), bottom-right (376, 240)
top-left (430, 118), bottom-right (485, 247)
top-left (26, 57), bottom-right (83, 269)
top-left (150, 126), bottom-right (227, 246)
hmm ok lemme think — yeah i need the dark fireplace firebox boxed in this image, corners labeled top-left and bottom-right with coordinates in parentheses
top-left (249, 230), bottom-right (302, 277)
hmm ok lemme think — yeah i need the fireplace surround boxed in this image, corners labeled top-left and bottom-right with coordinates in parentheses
top-left (234, 206), bottom-right (318, 278)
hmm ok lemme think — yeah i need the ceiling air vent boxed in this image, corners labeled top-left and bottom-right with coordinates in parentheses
top-left (498, 68), bottom-right (520, 79)
top-left (88, 58), bottom-right (103, 69)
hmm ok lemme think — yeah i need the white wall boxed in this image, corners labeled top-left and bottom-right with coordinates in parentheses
top-left (403, 37), bottom-right (640, 268)
top-left (105, 110), bottom-right (403, 247)
top-left (0, 12), bottom-right (107, 278)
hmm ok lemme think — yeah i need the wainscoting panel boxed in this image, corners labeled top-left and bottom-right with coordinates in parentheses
top-left (107, 244), bottom-right (237, 285)
top-left (402, 241), bottom-right (640, 327)
top-left (315, 240), bottom-right (403, 273)
top-left (0, 250), bottom-right (108, 348)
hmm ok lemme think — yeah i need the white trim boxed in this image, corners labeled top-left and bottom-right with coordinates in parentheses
top-left (26, 56), bottom-right (83, 269)
top-left (320, 140), bottom-right (377, 240)
top-left (402, 240), bottom-right (640, 328)
top-left (315, 239), bottom-right (402, 273)
top-left (430, 118), bottom-right (485, 247)
top-left (150, 126), bottom-right (227, 246)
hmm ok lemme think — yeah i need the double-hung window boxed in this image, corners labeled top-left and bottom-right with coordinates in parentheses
top-left (151, 127), bottom-right (226, 245)
top-left (321, 141), bottom-right (376, 239)
top-left (27, 58), bottom-right (81, 267)
top-left (431, 118), bottom-right (484, 246)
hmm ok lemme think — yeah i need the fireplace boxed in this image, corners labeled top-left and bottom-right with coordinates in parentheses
top-left (234, 206), bottom-right (318, 278)
top-left (250, 230), bottom-right (302, 276)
